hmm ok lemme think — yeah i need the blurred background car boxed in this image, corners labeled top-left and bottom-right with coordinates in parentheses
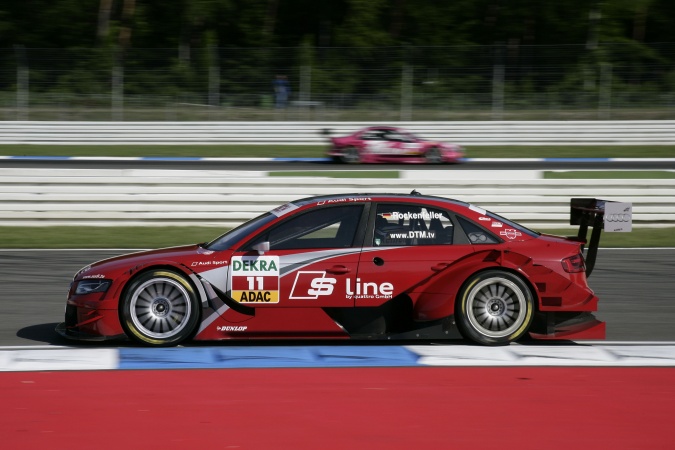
top-left (324, 126), bottom-right (465, 164)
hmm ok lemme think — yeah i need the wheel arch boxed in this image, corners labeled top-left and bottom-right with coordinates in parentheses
top-left (118, 263), bottom-right (209, 317)
top-left (453, 267), bottom-right (538, 345)
top-left (454, 266), bottom-right (540, 316)
top-left (119, 262), bottom-right (197, 293)
top-left (118, 264), bottom-right (204, 346)
top-left (413, 252), bottom-right (542, 321)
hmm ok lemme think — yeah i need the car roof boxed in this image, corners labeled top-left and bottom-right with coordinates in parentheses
top-left (291, 192), bottom-right (470, 209)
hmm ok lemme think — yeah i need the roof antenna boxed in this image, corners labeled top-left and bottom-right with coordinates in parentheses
top-left (410, 189), bottom-right (421, 196)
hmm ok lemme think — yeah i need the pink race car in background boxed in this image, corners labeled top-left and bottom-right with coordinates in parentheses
top-left (324, 126), bottom-right (465, 164)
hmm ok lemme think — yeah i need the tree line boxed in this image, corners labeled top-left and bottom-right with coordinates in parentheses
top-left (2, 0), bottom-right (674, 119)
top-left (4, 0), bottom-right (675, 50)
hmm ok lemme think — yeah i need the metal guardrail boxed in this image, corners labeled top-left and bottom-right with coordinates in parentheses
top-left (2, 120), bottom-right (675, 145)
top-left (1, 168), bottom-right (672, 228)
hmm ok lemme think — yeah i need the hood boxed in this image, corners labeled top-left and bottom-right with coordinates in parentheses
top-left (75, 244), bottom-right (205, 279)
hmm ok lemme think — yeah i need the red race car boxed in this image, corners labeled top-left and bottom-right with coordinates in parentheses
top-left (57, 193), bottom-right (631, 347)
top-left (325, 126), bottom-right (464, 164)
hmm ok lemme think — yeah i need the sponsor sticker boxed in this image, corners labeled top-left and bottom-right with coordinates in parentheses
top-left (289, 271), bottom-right (337, 299)
top-left (317, 197), bottom-right (371, 206)
top-left (217, 325), bottom-right (248, 332)
top-left (469, 204), bottom-right (487, 215)
top-left (190, 260), bottom-right (228, 267)
top-left (389, 211), bottom-right (443, 220)
top-left (500, 229), bottom-right (522, 239)
top-left (270, 203), bottom-right (299, 217)
top-left (230, 255), bottom-right (280, 303)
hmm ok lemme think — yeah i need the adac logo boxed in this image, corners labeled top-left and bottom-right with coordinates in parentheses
top-left (289, 271), bottom-right (337, 299)
top-left (230, 255), bottom-right (280, 303)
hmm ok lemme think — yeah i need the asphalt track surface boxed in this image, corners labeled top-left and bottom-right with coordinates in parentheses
top-left (1, 248), bottom-right (673, 347)
top-left (2, 157), bottom-right (675, 171)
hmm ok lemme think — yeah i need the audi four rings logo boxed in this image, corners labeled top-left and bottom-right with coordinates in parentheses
top-left (605, 214), bottom-right (631, 222)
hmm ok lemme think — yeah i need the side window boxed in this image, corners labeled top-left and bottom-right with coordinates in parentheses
top-left (255, 205), bottom-right (363, 250)
top-left (362, 130), bottom-right (385, 140)
top-left (457, 216), bottom-right (500, 244)
top-left (373, 204), bottom-right (454, 246)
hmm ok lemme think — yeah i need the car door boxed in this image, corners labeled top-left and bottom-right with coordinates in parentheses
top-left (361, 128), bottom-right (391, 155)
top-left (355, 202), bottom-right (473, 308)
top-left (229, 203), bottom-right (367, 308)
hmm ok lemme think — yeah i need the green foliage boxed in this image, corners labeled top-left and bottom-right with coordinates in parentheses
top-left (0, 226), bottom-right (671, 249)
top-left (1, 1), bottom-right (675, 117)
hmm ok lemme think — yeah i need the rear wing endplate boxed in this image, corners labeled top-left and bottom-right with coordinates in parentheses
top-left (570, 198), bottom-right (632, 276)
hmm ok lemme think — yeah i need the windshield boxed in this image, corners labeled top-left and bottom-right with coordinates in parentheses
top-left (205, 213), bottom-right (276, 251)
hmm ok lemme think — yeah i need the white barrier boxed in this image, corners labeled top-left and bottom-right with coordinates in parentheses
top-left (1, 168), bottom-right (673, 228)
top-left (2, 120), bottom-right (675, 145)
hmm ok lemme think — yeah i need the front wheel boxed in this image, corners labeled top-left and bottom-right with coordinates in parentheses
top-left (425, 147), bottom-right (443, 164)
top-left (340, 146), bottom-right (361, 164)
top-left (120, 270), bottom-right (200, 346)
top-left (455, 270), bottom-right (534, 345)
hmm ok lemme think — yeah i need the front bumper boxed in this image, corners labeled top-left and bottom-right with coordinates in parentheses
top-left (55, 321), bottom-right (126, 342)
top-left (56, 303), bottom-right (127, 342)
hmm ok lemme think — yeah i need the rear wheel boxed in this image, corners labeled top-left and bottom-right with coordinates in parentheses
top-left (340, 146), bottom-right (361, 164)
top-left (456, 270), bottom-right (534, 345)
top-left (120, 270), bottom-right (200, 346)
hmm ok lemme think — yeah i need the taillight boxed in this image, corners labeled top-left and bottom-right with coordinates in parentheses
top-left (562, 253), bottom-right (586, 273)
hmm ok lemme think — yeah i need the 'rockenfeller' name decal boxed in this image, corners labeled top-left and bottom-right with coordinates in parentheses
top-left (230, 256), bottom-right (280, 303)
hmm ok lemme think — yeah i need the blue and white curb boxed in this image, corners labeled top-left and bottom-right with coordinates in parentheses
top-left (2, 343), bottom-right (675, 372)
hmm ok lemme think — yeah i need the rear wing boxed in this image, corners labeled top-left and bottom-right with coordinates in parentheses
top-left (570, 198), bottom-right (632, 276)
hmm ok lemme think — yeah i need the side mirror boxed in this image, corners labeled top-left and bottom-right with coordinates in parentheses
top-left (252, 241), bottom-right (270, 255)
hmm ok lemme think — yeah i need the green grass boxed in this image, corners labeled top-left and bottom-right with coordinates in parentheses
top-left (545, 170), bottom-right (675, 179)
top-left (0, 226), bottom-right (225, 249)
top-left (1, 226), bottom-right (672, 249)
top-left (269, 170), bottom-right (400, 178)
top-left (2, 144), bottom-right (675, 159)
top-left (538, 228), bottom-right (675, 248)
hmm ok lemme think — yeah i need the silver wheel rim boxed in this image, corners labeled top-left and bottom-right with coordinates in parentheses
top-left (342, 147), bottom-right (360, 163)
top-left (129, 277), bottom-right (192, 339)
top-left (426, 148), bottom-right (442, 163)
top-left (466, 277), bottom-right (527, 338)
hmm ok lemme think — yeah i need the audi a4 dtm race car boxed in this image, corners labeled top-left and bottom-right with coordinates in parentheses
top-left (57, 193), bottom-right (631, 347)
top-left (324, 126), bottom-right (464, 164)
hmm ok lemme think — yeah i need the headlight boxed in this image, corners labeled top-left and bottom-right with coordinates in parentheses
top-left (75, 279), bottom-right (112, 295)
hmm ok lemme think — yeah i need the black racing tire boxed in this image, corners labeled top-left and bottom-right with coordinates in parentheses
top-left (425, 147), bottom-right (443, 164)
top-left (120, 269), bottom-right (201, 346)
top-left (455, 270), bottom-right (534, 346)
top-left (340, 146), bottom-right (361, 164)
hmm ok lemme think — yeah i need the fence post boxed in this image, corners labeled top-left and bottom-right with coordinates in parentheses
top-left (299, 65), bottom-right (312, 119)
top-left (400, 65), bottom-right (412, 121)
top-left (112, 50), bottom-right (124, 121)
top-left (492, 43), bottom-right (505, 120)
top-left (598, 62), bottom-right (612, 119)
top-left (14, 45), bottom-right (29, 120)
top-left (208, 46), bottom-right (220, 108)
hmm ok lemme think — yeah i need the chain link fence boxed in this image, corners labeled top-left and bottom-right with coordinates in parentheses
top-left (2, 44), bottom-right (674, 121)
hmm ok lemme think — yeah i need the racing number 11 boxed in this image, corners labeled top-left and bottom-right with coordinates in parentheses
top-left (247, 276), bottom-right (263, 290)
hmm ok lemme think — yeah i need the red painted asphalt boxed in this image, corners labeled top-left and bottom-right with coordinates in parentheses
top-left (2, 367), bottom-right (673, 449)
